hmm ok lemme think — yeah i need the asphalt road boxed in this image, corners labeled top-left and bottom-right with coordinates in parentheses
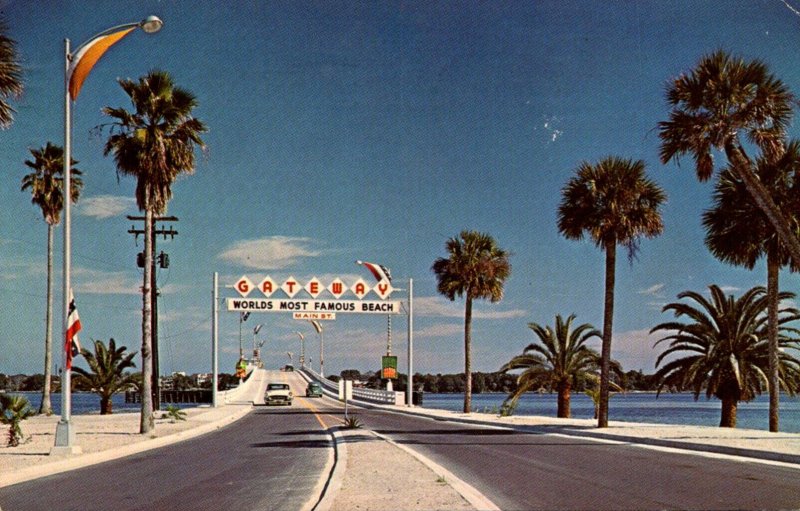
top-left (357, 406), bottom-right (800, 511)
top-left (0, 399), bottom-right (333, 511)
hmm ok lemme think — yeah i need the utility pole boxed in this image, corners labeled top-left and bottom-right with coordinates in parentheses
top-left (128, 215), bottom-right (178, 411)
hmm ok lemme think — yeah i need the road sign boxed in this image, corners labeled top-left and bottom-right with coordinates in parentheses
top-left (293, 312), bottom-right (336, 321)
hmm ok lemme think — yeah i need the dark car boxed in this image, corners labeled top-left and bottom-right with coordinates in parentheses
top-left (305, 382), bottom-right (323, 398)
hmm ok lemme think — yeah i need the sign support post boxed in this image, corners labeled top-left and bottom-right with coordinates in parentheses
top-left (212, 272), bottom-right (219, 408)
top-left (407, 278), bottom-right (414, 407)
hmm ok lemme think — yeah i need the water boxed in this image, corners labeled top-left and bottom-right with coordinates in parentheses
top-left (11, 390), bottom-right (800, 432)
top-left (10, 392), bottom-right (199, 415)
top-left (422, 392), bottom-right (800, 432)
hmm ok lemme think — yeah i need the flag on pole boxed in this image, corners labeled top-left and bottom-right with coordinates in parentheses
top-left (358, 261), bottom-right (392, 282)
top-left (65, 289), bottom-right (82, 370)
top-left (240, 312), bottom-right (250, 322)
top-left (296, 331), bottom-right (304, 340)
top-left (68, 26), bottom-right (139, 100)
top-left (309, 320), bottom-right (323, 334)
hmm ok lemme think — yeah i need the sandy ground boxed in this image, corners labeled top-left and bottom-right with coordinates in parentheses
top-left (327, 429), bottom-right (474, 511)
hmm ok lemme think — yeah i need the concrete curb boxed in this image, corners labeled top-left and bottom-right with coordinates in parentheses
top-left (2, 405), bottom-right (253, 488)
top-left (363, 403), bottom-right (800, 466)
top-left (370, 429), bottom-right (500, 511)
top-left (310, 427), bottom-right (347, 511)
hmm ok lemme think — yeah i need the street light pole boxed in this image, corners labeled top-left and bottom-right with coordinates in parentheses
top-left (55, 16), bottom-right (162, 453)
top-left (253, 324), bottom-right (263, 364)
top-left (296, 331), bottom-right (305, 367)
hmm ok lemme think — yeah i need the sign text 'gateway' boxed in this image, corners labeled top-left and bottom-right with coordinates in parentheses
top-left (234, 275), bottom-right (394, 300)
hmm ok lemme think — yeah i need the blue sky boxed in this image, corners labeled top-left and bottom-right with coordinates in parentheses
top-left (3, 0), bottom-right (800, 377)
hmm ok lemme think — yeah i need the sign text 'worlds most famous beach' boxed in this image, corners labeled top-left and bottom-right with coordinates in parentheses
top-left (227, 275), bottom-right (402, 320)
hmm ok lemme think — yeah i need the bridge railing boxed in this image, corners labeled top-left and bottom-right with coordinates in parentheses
top-left (299, 366), bottom-right (403, 405)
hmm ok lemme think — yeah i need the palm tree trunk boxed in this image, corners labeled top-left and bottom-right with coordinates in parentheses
top-left (101, 395), bottom-right (112, 415)
top-left (463, 295), bottom-right (473, 413)
top-left (557, 379), bottom-right (571, 418)
top-left (598, 242), bottom-right (616, 428)
top-left (767, 248), bottom-right (780, 432)
top-left (139, 206), bottom-right (154, 434)
top-left (39, 224), bottom-right (54, 415)
top-left (720, 396), bottom-right (738, 428)
top-left (726, 141), bottom-right (800, 268)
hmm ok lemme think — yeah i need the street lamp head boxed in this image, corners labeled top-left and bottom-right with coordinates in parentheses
top-left (140, 15), bottom-right (163, 34)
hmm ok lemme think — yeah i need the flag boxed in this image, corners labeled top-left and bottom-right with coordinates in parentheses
top-left (240, 312), bottom-right (250, 322)
top-left (359, 261), bottom-right (392, 282)
top-left (65, 289), bottom-right (82, 370)
top-left (309, 320), bottom-right (323, 334)
top-left (68, 26), bottom-right (138, 100)
top-left (296, 331), bottom-right (304, 340)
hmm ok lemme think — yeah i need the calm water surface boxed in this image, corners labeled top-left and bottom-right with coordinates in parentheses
top-left (423, 392), bottom-right (800, 432)
top-left (14, 392), bottom-right (197, 415)
top-left (13, 391), bottom-right (800, 432)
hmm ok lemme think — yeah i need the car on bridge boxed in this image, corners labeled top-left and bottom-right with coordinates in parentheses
top-left (264, 383), bottom-right (293, 405)
top-left (305, 382), bottom-right (323, 398)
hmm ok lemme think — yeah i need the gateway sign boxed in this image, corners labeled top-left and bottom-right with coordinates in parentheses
top-left (227, 275), bottom-right (401, 315)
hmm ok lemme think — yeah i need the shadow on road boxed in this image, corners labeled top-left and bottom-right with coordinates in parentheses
top-left (249, 438), bottom-right (331, 449)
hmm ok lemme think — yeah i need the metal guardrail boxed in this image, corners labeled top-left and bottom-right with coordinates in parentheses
top-left (299, 366), bottom-right (401, 405)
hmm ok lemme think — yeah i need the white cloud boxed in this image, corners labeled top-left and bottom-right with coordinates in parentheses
top-left (638, 283), bottom-right (665, 296)
top-left (79, 195), bottom-right (136, 219)
top-left (73, 267), bottom-right (141, 295)
top-left (218, 236), bottom-right (321, 269)
top-left (612, 329), bottom-right (663, 372)
top-left (718, 285), bottom-right (741, 294)
top-left (414, 296), bottom-right (527, 320)
top-left (414, 323), bottom-right (463, 338)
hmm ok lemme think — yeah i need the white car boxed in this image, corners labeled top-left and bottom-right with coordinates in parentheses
top-left (264, 383), bottom-right (293, 406)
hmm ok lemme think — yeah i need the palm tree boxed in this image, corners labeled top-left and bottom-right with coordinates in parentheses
top-left (651, 285), bottom-right (800, 428)
top-left (101, 70), bottom-right (206, 433)
top-left (658, 50), bottom-right (800, 268)
top-left (432, 230), bottom-right (511, 413)
top-left (72, 338), bottom-right (138, 415)
top-left (558, 156), bottom-right (666, 428)
top-left (583, 373), bottom-right (624, 420)
top-left (0, 394), bottom-right (35, 447)
top-left (0, 17), bottom-right (23, 129)
top-left (500, 314), bottom-right (601, 418)
top-left (703, 142), bottom-right (800, 431)
top-left (21, 142), bottom-right (82, 415)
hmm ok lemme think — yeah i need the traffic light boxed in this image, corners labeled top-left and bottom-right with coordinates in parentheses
top-left (136, 252), bottom-right (145, 268)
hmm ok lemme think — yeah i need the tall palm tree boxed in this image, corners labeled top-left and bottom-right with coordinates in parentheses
top-left (500, 314), bottom-right (601, 418)
top-left (658, 50), bottom-right (800, 268)
top-left (703, 142), bottom-right (800, 431)
top-left (558, 156), bottom-right (666, 428)
top-left (21, 143), bottom-right (82, 415)
top-left (651, 285), bottom-right (800, 428)
top-left (72, 338), bottom-right (137, 415)
top-left (101, 70), bottom-right (206, 433)
top-left (0, 17), bottom-right (23, 129)
top-left (432, 230), bottom-right (511, 413)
